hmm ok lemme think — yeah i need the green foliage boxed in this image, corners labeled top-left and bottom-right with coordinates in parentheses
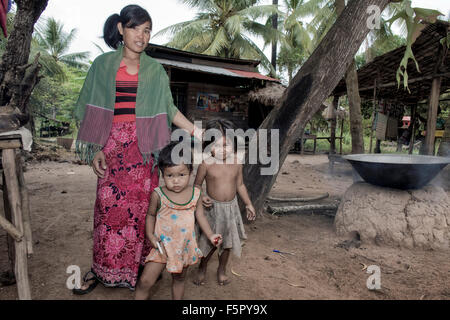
top-left (275, 0), bottom-right (325, 83)
top-left (155, 0), bottom-right (279, 74)
top-left (386, 0), bottom-right (444, 91)
top-left (27, 16), bottom-right (91, 136)
top-left (34, 17), bottom-right (90, 70)
top-left (356, 34), bottom-right (406, 68)
top-left (30, 65), bottom-right (86, 134)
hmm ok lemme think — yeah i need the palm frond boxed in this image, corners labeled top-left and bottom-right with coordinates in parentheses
top-left (237, 5), bottom-right (279, 21)
top-left (239, 34), bottom-right (275, 75)
top-left (92, 42), bottom-right (105, 54)
top-left (203, 26), bottom-right (229, 56)
top-left (153, 18), bottom-right (208, 39)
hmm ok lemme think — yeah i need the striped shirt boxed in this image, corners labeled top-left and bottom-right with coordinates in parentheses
top-left (113, 61), bottom-right (139, 122)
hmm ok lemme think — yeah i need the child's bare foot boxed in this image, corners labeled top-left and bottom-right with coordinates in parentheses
top-left (193, 267), bottom-right (207, 286)
top-left (217, 270), bottom-right (231, 286)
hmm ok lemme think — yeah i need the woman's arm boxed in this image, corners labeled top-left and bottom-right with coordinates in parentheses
top-left (172, 111), bottom-right (203, 140)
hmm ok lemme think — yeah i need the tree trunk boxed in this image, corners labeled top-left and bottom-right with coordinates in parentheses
top-left (337, 0), bottom-right (365, 154)
top-left (271, 0), bottom-right (278, 73)
top-left (0, 0), bottom-right (49, 133)
top-left (243, 0), bottom-right (391, 216)
top-left (437, 113), bottom-right (450, 157)
top-left (330, 96), bottom-right (339, 154)
top-left (345, 60), bottom-right (365, 153)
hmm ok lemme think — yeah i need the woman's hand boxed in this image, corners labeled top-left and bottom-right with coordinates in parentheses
top-left (209, 234), bottom-right (222, 247)
top-left (193, 127), bottom-right (205, 141)
top-left (92, 151), bottom-right (107, 178)
top-left (246, 204), bottom-right (256, 221)
top-left (202, 195), bottom-right (213, 208)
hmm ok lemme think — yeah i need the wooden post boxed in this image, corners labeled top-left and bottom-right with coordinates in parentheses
top-left (16, 153), bottom-right (33, 255)
top-left (330, 96), bottom-right (338, 154)
top-left (2, 172), bottom-right (15, 278)
top-left (423, 77), bottom-right (442, 155)
top-left (374, 139), bottom-right (381, 153)
top-left (300, 132), bottom-right (305, 155)
top-left (369, 78), bottom-right (378, 154)
top-left (339, 118), bottom-right (344, 154)
top-left (313, 136), bottom-right (317, 155)
top-left (0, 214), bottom-right (23, 241)
top-left (409, 104), bottom-right (417, 154)
top-left (2, 148), bottom-right (31, 300)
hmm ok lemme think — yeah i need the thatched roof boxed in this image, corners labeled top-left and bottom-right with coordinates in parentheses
top-left (248, 82), bottom-right (348, 119)
top-left (248, 82), bottom-right (286, 106)
top-left (332, 20), bottom-right (450, 104)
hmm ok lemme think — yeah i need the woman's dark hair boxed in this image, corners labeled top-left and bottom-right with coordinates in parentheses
top-left (103, 5), bottom-right (152, 49)
top-left (158, 141), bottom-right (193, 174)
top-left (203, 118), bottom-right (237, 151)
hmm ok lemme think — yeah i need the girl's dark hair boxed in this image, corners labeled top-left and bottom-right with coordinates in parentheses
top-left (158, 141), bottom-right (193, 174)
top-left (103, 5), bottom-right (152, 49)
top-left (203, 118), bottom-right (237, 151)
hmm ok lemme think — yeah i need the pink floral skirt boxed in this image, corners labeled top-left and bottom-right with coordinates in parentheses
top-left (91, 121), bottom-right (159, 289)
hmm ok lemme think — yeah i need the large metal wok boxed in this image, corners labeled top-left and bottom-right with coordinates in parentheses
top-left (343, 154), bottom-right (450, 190)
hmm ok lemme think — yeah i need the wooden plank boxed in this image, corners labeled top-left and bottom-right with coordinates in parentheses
top-left (0, 139), bottom-right (22, 149)
top-left (423, 76), bottom-right (442, 155)
top-left (0, 214), bottom-right (23, 241)
top-left (16, 153), bottom-right (33, 255)
top-left (0, 134), bottom-right (21, 140)
top-left (2, 149), bottom-right (31, 300)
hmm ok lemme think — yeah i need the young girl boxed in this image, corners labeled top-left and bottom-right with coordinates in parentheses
top-left (135, 142), bottom-right (222, 300)
top-left (194, 119), bottom-right (256, 286)
top-left (73, 4), bottom-right (200, 294)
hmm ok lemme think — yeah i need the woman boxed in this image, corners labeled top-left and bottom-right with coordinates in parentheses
top-left (73, 4), bottom-right (199, 294)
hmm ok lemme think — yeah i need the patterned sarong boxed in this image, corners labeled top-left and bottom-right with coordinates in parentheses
top-left (91, 121), bottom-right (159, 289)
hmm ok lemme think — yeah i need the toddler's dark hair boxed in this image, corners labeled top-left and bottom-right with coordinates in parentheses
top-left (203, 118), bottom-right (238, 152)
top-left (158, 141), bottom-right (193, 174)
top-left (103, 5), bottom-right (152, 49)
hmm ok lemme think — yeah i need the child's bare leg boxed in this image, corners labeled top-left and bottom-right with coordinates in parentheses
top-left (194, 247), bottom-right (216, 285)
top-left (134, 262), bottom-right (166, 300)
top-left (217, 248), bottom-right (231, 285)
top-left (172, 267), bottom-right (188, 300)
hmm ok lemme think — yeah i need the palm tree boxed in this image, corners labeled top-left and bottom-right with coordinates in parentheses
top-left (154, 0), bottom-right (279, 74)
top-left (34, 17), bottom-right (89, 70)
top-left (274, 0), bottom-right (325, 83)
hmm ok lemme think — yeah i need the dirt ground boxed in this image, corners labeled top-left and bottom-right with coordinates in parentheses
top-left (1, 144), bottom-right (450, 300)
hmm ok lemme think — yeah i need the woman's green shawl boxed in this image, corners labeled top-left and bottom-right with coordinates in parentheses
top-left (75, 46), bottom-right (179, 167)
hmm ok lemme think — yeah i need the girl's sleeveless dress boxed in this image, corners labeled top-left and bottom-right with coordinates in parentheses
top-left (91, 62), bottom-right (159, 289)
top-left (145, 186), bottom-right (204, 273)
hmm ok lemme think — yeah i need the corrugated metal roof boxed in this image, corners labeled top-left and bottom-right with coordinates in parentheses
top-left (226, 69), bottom-right (279, 82)
top-left (155, 58), bottom-right (279, 82)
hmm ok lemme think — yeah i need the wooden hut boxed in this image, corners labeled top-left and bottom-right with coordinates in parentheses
top-left (332, 20), bottom-right (450, 155)
top-left (145, 44), bottom-right (280, 129)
